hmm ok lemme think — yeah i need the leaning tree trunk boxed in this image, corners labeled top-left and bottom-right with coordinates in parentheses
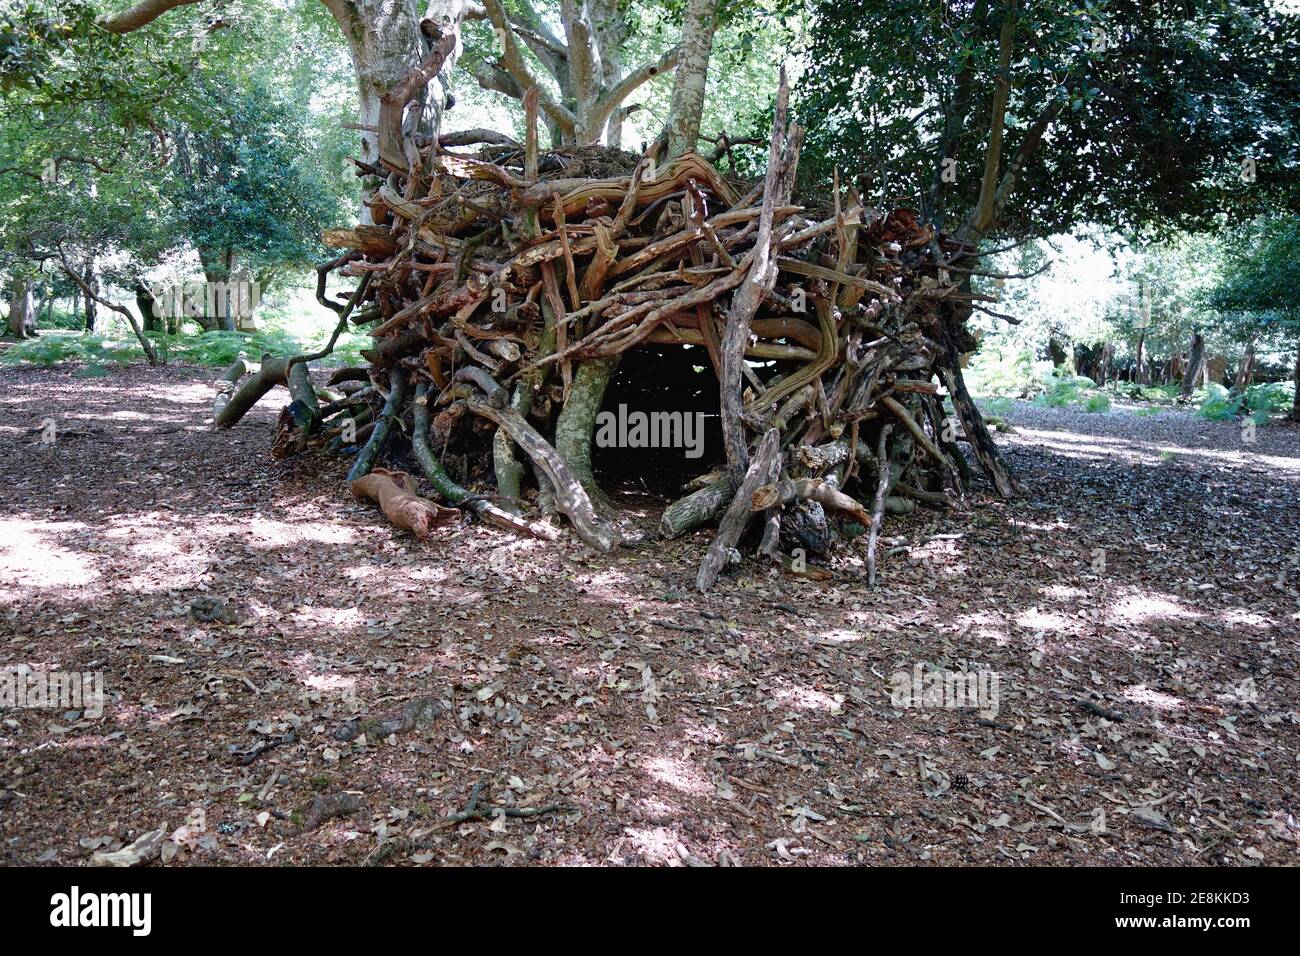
top-left (1180, 331), bottom-right (1206, 398)
top-left (665, 0), bottom-right (719, 157)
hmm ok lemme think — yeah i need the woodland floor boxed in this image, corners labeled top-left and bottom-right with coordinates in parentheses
top-left (1, 363), bottom-right (1297, 867)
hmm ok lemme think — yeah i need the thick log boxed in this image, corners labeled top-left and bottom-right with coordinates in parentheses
top-left (350, 469), bottom-right (460, 538)
top-left (660, 478), bottom-right (733, 539)
top-left (749, 477), bottom-right (872, 526)
top-left (214, 356), bottom-right (290, 429)
top-left (212, 354), bottom-right (255, 422)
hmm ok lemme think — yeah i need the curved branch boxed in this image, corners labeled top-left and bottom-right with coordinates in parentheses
top-left (95, 0), bottom-right (204, 34)
top-left (56, 247), bottom-right (160, 366)
top-left (588, 45), bottom-right (680, 137)
top-left (464, 1), bottom-right (568, 66)
top-left (479, 0), bottom-right (575, 134)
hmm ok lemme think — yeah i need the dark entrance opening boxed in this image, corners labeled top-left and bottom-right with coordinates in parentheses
top-left (593, 343), bottom-right (724, 501)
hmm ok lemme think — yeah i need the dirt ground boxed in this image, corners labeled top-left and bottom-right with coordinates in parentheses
top-left (1, 363), bottom-right (1297, 866)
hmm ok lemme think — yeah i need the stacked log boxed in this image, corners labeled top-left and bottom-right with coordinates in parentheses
top-left (216, 72), bottom-right (1013, 589)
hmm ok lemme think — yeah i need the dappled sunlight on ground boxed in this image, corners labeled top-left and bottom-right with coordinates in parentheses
top-left (1110, 591), bottom-right (1202, 626)
top-left (1121, 684), bottom-right (1185, 712)
top-left (1009, 422), bottom-right (1300, 475)
top-left (0, 518), bottom-right (101, 596)
top-left (0, 366), bottom-right (1297, 866)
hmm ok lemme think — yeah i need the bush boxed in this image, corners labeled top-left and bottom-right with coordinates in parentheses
top-left (1032, 370), bottom-right (1099, 408)
top-left (0, 332), bottom-right (135, 366)
top-left (979, 396), bottom-right (1015, 417)
top-left (1246, 381), bottom-right (1293, 413)
top-left (2, 325), bottom-right (370, 369)
top-left (965, 344), bottom-right (1043, 399)
top-left (1195, 382), bottom-right (1285, 424)
top-left (1084, 394), bottom-right (1111, 413)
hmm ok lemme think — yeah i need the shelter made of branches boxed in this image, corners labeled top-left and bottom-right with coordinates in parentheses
top-left (215, 70), bottom-right (1014, 590)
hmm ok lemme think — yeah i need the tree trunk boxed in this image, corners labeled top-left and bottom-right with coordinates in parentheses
top-left (324, 0), bottom-right (464, 223)
top-left (665, 0), bottom-right (718, 157)
top-left (1180, 330), bottom-right (1205, 398)
top-left (7, 275), bottom-right (35, 338)
top-left (590, 0), bottom-right (628, 143)
top-left (197, 248), bottom-right (237, 331)
top-left (136, 282), bottom-right (162, 333)
top-left (1293, 339), bottom-right (1300, 423)
top-left (1134, 331), bottom-right (1145, 385)
top-left (554, 356), bottom-right (618, 499)
top-left (83, 257), bottom-right (98, 332)
top-left (1234, 338), bottom-right (1256, 391)
top-left (37, 288), bottom-right (52, 327)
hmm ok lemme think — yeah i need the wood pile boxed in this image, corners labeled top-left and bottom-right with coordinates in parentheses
top-left (215, 72), bottom-right (1014, 590)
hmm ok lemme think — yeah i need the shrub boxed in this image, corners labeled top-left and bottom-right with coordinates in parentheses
top-left (1032, 370), bottom-right (1099, 408)
top-left (980, 396), bottom-right (1015, 417)
top-left (1195, 382), bottom-right (1283, 424)
top-left (0, 332), bottom-right (110, 366)
top-left (965, 344), bottom-right (1042, 399)
top-left (1196, 383), bottom-right (1240, 420)
top-left (1246, 381), bottom-right (1293, 413)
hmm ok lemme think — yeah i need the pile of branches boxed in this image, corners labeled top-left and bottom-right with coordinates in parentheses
top-left (214, 73), bottom-right (1015, 591)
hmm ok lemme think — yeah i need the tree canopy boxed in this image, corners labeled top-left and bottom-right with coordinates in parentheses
top-left (795, 0), bottom-right (1300, 240)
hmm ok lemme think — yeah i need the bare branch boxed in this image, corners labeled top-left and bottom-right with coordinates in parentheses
top-left (464, 1), bottom-right (568, 73)
top-left (56, 246), bottom-right (160, 366)
top-left (479, 0), bottom-right (576, 134)
top-left (588, 44), bottom-right (680, 138)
